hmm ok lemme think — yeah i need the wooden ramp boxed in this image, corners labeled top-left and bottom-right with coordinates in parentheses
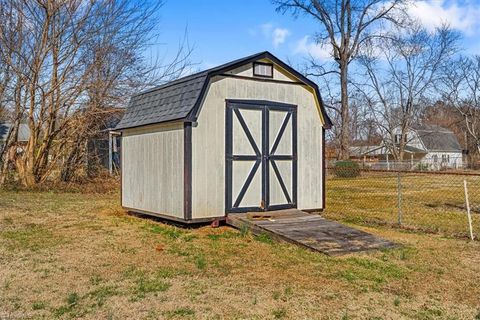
top-left (227, 209), bottom-right (397, 256)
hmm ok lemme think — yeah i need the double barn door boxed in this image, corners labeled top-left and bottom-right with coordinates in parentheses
top-left (226, 100), bottom-right (297, 213)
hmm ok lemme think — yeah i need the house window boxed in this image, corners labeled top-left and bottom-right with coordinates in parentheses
top-left (253, 62), bottom-right (273, 78)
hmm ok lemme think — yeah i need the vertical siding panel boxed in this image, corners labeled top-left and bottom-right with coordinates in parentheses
top-left (202, 96), bottom-right (210, 215)
top-left (178, 132), bottom-right (184, 213)
top-left (278, 84), bottom-right (285, 102)
top-left (139, 136), bottom-right (145, 208)
top-left (214, 91), bottom-right (222, 216)
top-left (192, 126), bottom-right (198, 215)
top-left (164, 131), bottom-right (170, 213)
top-left (170, 131), bottom-right (175, 213)
top-left (122, 123), bottom-right (184, 218)
top-left (191, 71), bottom-right (326, 218)
top-left (158, 134), bottom-right (165, 212)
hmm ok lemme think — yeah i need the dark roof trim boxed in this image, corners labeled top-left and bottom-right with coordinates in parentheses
top-left (186, 51), bottom-right (332, 128)
top-left (226, 99), bottom-right (297, 109)
top-left (218, 73), bottom-right (304, 85)
top-left (118, 118), bottom-right (194, 132)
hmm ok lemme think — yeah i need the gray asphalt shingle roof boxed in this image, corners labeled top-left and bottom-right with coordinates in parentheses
top-left (404, 145), bottom-right (428, 154)
top-left (115, 51), bottom-right (332, 130)
top-left (412, 124), bottom-right (462, 152)
top-left (116, 72), bottom-right (208, 130)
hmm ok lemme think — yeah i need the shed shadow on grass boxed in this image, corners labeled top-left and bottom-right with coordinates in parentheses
top-left (126, 211), bottom-right (223, 230)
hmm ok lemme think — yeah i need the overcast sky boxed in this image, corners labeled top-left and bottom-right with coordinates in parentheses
top-left (151, 0), bottom-right (480, 72)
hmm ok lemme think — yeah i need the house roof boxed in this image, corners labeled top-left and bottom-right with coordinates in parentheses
top-left (411, 124), bottom-right (462, 152)
top-left (350, 144), bottom-right (427, 156)
top-left (0, 123), bottom-right (30, 142)
top-left (404, 145), bottom-right (428, 154)
top-left (349, 145), bottom-right (383, 156)
top-left (115, 51), bottom-right (332, 130)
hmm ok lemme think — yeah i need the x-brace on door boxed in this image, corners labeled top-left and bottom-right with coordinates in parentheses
top-left (225, 100), bottom-right (297, 213)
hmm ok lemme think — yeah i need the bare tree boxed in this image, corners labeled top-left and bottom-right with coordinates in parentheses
top-left (274, 0), bottom-right (409, 159)
top-left (58, 3), bottom-right (193, 182)
top-left (356, 24), bottom-right (459, 160)
top-left (349, 93), bottom-right (381, 144)
top-left (0, 0), bottom-right (192, 186)
top-left (440, 56), bottom-right (480, 158)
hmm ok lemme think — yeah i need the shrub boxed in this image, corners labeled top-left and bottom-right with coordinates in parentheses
top-left (334, 161), bottom-right (360, 178)
top-left (416, 163), bottom-right (429, 171)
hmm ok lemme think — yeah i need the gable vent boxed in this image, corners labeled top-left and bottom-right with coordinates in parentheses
top-left (253, 62), bottom-right (273, 78)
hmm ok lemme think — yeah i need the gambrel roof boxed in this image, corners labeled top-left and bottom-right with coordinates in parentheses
top-left (412, 124), bottom-right (462, 152)
top-left (115, 51), bottom-right (332, 130)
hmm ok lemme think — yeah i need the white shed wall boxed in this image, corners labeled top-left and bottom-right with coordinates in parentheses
top-left (122, 122), bottom-right (184, 218)
top-left (191, 76), bottom-right (324, 219)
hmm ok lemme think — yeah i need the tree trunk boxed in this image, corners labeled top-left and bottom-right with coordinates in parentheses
top-left (60, 138), bottom-right (86, 182)
top-left (338, 61), bottom-right (350, 160)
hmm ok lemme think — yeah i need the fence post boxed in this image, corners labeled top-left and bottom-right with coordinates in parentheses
top-left (108, 131), bottom-right (113, 175)
top-left (397, 171), bottom-right (403, 225)
top-left (463, 179), bottom-right (474, 241)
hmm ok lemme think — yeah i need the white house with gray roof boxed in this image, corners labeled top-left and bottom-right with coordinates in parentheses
top-left (397, 124), bottom-right (463, 169)
top-left (352, 124), bottom-right (463, 169)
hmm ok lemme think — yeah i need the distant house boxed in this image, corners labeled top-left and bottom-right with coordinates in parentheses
top-left (351, 124), bottom-right (463, 170)
top-left (88, 110), bottom-right (123, 173)
top-left (0, 120), bottom-right (122, 173)
top-left (0, 123), bottom-right (30, 152)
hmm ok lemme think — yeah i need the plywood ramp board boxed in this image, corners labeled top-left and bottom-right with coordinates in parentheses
top-left (227, 209), bottom-right (397, 256)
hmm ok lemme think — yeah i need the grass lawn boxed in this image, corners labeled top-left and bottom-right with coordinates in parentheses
top-left (325, 172), bottom-right (480, 238)
top-left (0, 189), bottom-right (479, 319)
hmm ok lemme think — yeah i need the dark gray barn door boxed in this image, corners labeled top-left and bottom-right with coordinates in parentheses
top-left (226, 100), bottom-right (297, 213)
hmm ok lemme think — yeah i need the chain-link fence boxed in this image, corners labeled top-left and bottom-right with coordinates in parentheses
top-left (325, 166), bottom-right (479, 239)
top-left (353, 157), bottom-right (465, 171)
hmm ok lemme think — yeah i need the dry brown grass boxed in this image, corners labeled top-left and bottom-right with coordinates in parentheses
top-left (1, 173), bottom-right (120, 194)
top-left (325, 172), bottom-right (480, 239)
top-left (0, 190), bottom-right (479, 319)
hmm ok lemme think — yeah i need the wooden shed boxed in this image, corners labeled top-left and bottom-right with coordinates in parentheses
top-left (115, 51), bottom-right (332, 223)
